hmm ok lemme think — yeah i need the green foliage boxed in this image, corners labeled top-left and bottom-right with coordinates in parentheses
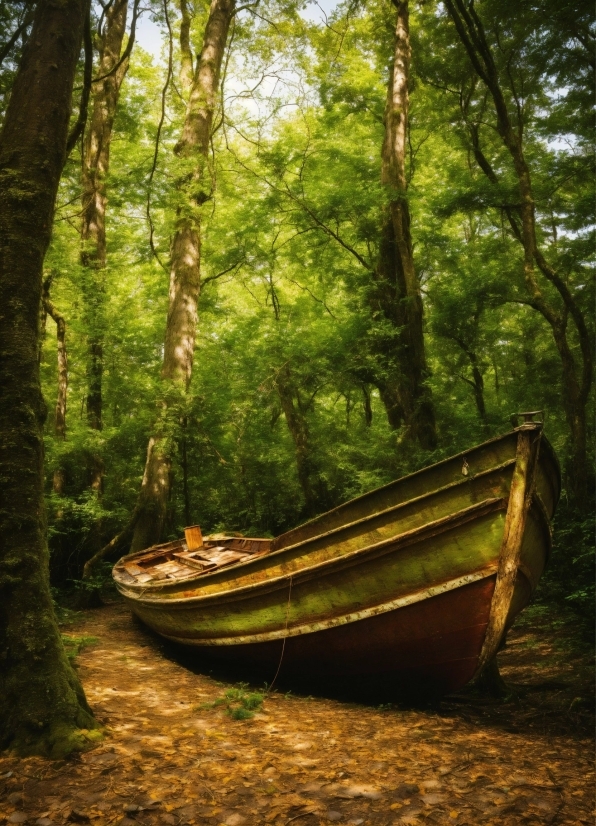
top-left (36, 0), bottom-right (593, 619)
top-left (200, 684), bottom-right (265, 720)
top-left (61, 635), bottom-right (100, 663)
top-left (538, 502), bottom-right (596, 623)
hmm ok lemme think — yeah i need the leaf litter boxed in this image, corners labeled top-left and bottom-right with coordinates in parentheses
top-left (0, 601), bottom-right (593, 826)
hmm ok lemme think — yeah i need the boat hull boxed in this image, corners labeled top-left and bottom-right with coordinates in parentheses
top-left (114, 425), bottom-right (559, 694)
top-left (197, 575), bottom-right (498, 695)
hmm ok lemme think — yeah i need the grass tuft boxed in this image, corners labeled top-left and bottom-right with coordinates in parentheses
top-left (199, 682), bottom-right (265, 720)
top-left (61, 635), bottom-right (99, 663)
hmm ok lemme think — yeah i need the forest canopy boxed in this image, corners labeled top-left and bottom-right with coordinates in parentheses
top-left (0, 0), bottom-right (593, 585)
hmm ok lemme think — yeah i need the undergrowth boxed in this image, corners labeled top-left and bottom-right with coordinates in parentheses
top-left (198, 683), bottom-right (265, 720)
top-left (61, 634), bottom-right (99, 663)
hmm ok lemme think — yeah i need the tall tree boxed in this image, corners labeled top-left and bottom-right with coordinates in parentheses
top-left (0, 0), bottom-right (98, 757)
top-left (130, 0), bottom-right (236, 551)
top-left (443, 0), bottom-right (594, 506)
top-left (274, 361), bottom-right (329, 517)
top-left (372, 0), bottom-right (437, 449)
top-left (81, 0), bottom-right (131, 495)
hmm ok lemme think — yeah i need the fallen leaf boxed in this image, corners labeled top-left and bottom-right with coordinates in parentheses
top-left (420, 793), bottom-right (446, 805)
top-left (393, 784), bottom-right (419, 799)
top-left (66, 813), bottom-right (90, 824)
top-left (223, 814), bottom-right (246, 826)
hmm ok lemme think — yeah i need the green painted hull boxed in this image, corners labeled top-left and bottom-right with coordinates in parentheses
top-left (113, 425), bottom-right (559, 692)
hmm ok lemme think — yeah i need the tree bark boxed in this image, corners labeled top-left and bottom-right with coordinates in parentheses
top-left (451, 333), bottom-right (488, 426)
top-left (373, 0), bottom-right (437, 450)
top-left (446, 0), bottom-right (593, 508)
top-left (178, 0), bottom-right (194, 93)
top-left (130, 0), bottom-right (235, 553)
top-left (0, 0), bottom-right (98, 757)
top-left (465, 348), bottom-right (487, 423)
top-left (81, 0), bottom-right (129, 496)
top-left (361, 384), bottom-right (373, 427)
top-left (275, 363), bottom-right (326, 518)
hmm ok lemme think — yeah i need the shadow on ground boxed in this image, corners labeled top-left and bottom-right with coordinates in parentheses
top-left (140, 601), bottom-right (595, 740)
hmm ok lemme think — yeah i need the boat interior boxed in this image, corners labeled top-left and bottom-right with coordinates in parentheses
top-left (114, 530), bottom-right (272, 586)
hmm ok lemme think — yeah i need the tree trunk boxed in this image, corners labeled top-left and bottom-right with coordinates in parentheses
top-left (0, 0), bottom-right (98, 758)
top-left (467, 350), bottom-right (487, 424)
top-left (181, 419), bottom-right (192, 527)
top-left (378, 380), bottom-right (405, 431)
top-left (131, 0), bottom-right (235, 553)
top-left (373, 0), bottom-right (437, 450)
top-left (275, 363), bottom-right (326, 518)
top-left (452, 333), bottom-right (488, 426)
top-left (446, 0), bottom-right (593, 509)
top-left (178, 0), bottom-right (194, 93)
top-left (81, 0), bottom-right (129, 496)
top-left (361, 384), bottom-right (373, 427)
top-left (42, 278), bottom-right (69, 495)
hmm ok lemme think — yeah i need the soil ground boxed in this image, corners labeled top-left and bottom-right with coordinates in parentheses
top-left (1, 599), bottom-right (594, 826)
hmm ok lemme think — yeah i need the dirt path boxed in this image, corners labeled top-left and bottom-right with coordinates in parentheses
top-left (1, 601), bottom-right (593, 826)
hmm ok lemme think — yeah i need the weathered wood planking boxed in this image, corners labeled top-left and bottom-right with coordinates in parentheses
top-left (113, 420), bottom-right (559, 694)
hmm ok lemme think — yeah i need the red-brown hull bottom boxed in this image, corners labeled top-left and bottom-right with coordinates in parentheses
top-left (200, 576), bottom-right (496, 696)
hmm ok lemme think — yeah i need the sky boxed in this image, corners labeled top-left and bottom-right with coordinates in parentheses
top-left (135, 13), bottom-right (163, 60)
top-left (134, 0), bottom-right (339, 60)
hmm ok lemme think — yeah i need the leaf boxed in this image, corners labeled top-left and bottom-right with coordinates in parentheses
top-left (420, 793), bottom-right (446, 804)
top-left (66, 811), bottom-right (90, 824)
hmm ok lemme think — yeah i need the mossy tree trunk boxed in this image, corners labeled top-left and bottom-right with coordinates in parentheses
top-left (0, 0), bottom-right (98, 757)
top-left (130, 0), bottom-right (236, 552)
top-left (371, 0), bottom-right (437, 451)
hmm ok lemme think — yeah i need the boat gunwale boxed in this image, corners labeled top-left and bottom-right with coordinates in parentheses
top-left (114, 458), bottom-right (518, 593)
top-left (271, 425), bottom-right (559, 548)
top-left (115, 429), bottom-right (559, 597)
top-left (118, 496), bottom-right (508, 608)
top-left (144, 568), bottom-right (500, 646)
top-left (129, 499), bottom-right (549, 645)
top-left (121, 493), bottom-right (550, 627)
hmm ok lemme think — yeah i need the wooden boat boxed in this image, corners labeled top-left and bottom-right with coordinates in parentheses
top-left (113, 414), bottom-right (559, 695)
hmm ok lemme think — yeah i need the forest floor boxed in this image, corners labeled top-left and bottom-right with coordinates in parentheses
top-left (0, 599), bottom-right (593, 826)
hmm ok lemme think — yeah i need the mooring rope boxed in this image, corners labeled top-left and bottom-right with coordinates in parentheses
top-left (267, 574), bottom-right (293, 693)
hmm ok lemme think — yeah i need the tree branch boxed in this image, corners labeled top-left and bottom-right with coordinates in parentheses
top-left (0, 4), bottom-right (35, 66)
top-left (91, 0), bottom-right (140, 84)
top-left (202, 257), bottom-right (246, 287)
top-left (82, 505), bottom-right (142, 579)
top-left (65, 4), bottom-right (93, 156)
top-left (146, 0), bottom-right (174, 272)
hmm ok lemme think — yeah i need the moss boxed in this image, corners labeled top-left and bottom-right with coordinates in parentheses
top-left (12, 720), bottom-right (104, 760)
top-left (0, 0), bottom-right (93, 760)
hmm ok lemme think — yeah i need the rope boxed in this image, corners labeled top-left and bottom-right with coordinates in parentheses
top-left (267, 574), bottom-right (293, 693)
